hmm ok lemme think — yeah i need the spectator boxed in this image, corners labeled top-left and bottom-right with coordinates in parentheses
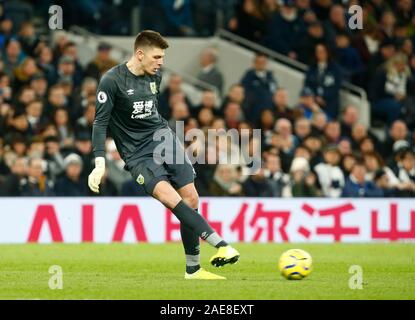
top-left (289, 156), bottom-right (319, 197)
top-left (197, 107), bottom-right (214, 131)
top-left (61, 41), bottom-right (84, 85)
top-left (160, 0), bottom-right (195, 36)
top-left (85, 43), bottom-right (118, 81)
top-left (391, 148), bottom-right (415, 195)
top-left (159, 74), bottom-right (192, 120)
top-left (311, 0), bottom-right (333, 21)
top-left (54, 153), bottom-right (88, 196)
top-left (296, 86), bottom-right (322, 120)
top-left (6, 112), bottom-right (30, 140)
top-left (36, 46), bottom-right (55, 85)
top-left (3, 38), bottom-right (25, 78)
top-left (45, 84), bottom-right (67, 116)
top-left (53, 107), bottom-right (74, 148)
top-left (341, 161), bottom-right (383, 197)
top-left (43, 135), bottom-right (65, 182)
top-left (363, 151), bottom-right (401, 188)
top-left (74, 102), bottom-right (95, 137)
top-left (333, 32), bottom-right (365, 83)
top-left (263, 152), bottom-right (290, 197)
top-left (0, 156), bottom-right (27, 196)
top-left (196, 47), bottom-right (224, 95)
top-left (15, 85), bottom-right (36, 112)
top-left (17, 21), bottom-right (40, 56)
top-left (223, 101), bottom-right (243, 130)
top-left (324, 120), bottom-right (341, 144)
top-left (273, 118), bottom-right (298, 159)
top-left (373, 168), bottom-right (400, 197)
top-left (30, 72), bottom-right (48, 103)
top-left (314, 144), bottom-right (344, 197)
top-left (340, 105), bottom-right (359, 138)
top-left (295, 21), bottom-right (326, 65)
top-left (242, 167), bottom-right (274, 197)
top-left (209, 164), bottom-right (243, 196)
top-left (72, 131), bottom-right (94, 179)
top-left (0, 18), bottom-right (15, 48)
top-left (370, 53), bottom-right (412, 125)
top-left (241, 53), bottom-right (277, 122)
top-left (303, 133), bottom-right (324, 168)
top-left (192, 0), bottom-right (220, 36)
top-left (338, 137), bottom-right (352, 156)
top-left (272, 88), bottom-right (295, 122)
top-left (13, 56), bottom-right (38, 91)
top-left (350, 123), bottom-right (369, 150)
top-left (3, 0), bottom-right (34, 33)
top-left (221, 84), bottom-right (247, 113)
top-left (352, 24), bottom-right (382, 67)
top-left (193, 90), bottom-right (221, 118)
top-left (383, 120), bottom-right (410, 158)
top-left (359, 136), bottom-right (376, 154)
top-left (25, 99), bottom-right (47, 135)
top-left (310, 111), bottom-right (327, 136)
top-left (168, 102), bottom-right (190, 130)
top-left (368, 38), bottom-right (397, 78)
top-left (72, 77), bottom-right (98, 122)
top-left (265, 0), bottom-right (305, 57)
top-left (304, 43), bottom-right (343, 120)
top-left (394, 0), bottom-right (414, 26)
top-left (324, 4), bottom-right (353, 46)
top-left (228, 0), bottom-right (269, 43)
top-left (53, 55), bottom-right (79, 88)
top-left (258, 108), bottom-right (275, 147)
top-left (20, 157), bottom-right (54, 196)
top-left (294, 117), bottom-right (312, 143)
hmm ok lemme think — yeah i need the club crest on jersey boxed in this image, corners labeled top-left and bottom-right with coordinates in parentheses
top-left (150, 82), bottom-right (157, 94)
top-left (136, 174), bottom-right (145, 185)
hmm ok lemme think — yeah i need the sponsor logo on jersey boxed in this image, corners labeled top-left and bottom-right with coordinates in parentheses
top-left (131, 100), bottom-right (153, 119)
top-left (127, 89), bottom-right (134, 95)
top-left (136, 174), bottom-right (145, 185)
top-left (97, 91), bottom-right (107, 103)
top-left (150, 82), bottom-right (157, 94)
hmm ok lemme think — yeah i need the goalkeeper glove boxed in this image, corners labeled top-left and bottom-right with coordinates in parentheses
top-left (88, 157), bottom-right (105, 193)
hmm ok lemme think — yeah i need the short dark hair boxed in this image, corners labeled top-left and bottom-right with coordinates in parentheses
top-left (134, 30), bottom-right (169, 52)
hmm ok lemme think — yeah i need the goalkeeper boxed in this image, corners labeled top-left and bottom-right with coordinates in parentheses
top-left (89, 30), bottom-right (239, 280)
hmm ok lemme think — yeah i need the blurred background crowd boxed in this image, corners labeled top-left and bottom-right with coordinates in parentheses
top-left (0, 0), bottom-right (414, 198)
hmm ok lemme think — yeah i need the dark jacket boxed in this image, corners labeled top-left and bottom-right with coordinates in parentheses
top-left (241, 69), bottom-right (277, 121)
top-left (304, 62), bottom-right (343, 119)
top-left (264, 12), bottom-right (306, 55)
top-left (242, 177), bottom-right (274, 197)
top-left (341, 177), bottom-right (383, 197)
top-left (54, 175), bottom-right (88, 196)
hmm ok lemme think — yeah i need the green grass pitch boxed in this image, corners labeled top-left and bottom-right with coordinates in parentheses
top-left (0, 243), bottom-right (414, 300)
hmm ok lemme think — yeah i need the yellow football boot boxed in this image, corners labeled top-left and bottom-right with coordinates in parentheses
top-left (184, 268), bottom-right (226, 280)
top-left (210, 245), bottom-right (240, 267)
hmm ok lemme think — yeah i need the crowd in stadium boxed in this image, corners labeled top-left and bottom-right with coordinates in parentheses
top-left (0, 0), bottom-right (414, 198)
